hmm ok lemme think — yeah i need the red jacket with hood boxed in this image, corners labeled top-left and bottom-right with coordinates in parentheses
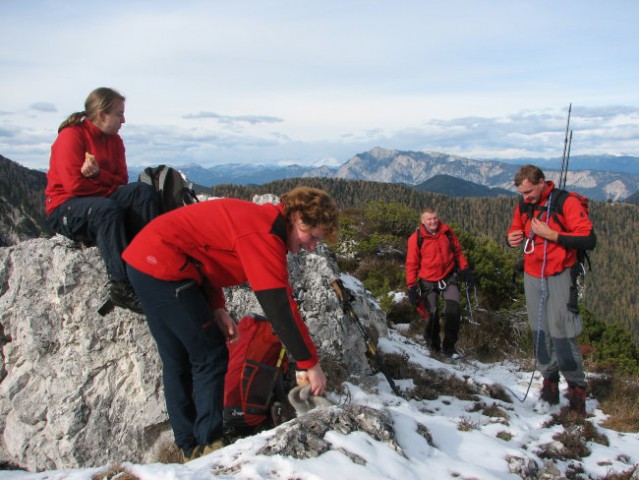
top-left (406, 221), bottom-right (469, 287)
top-left (45, 120), bottom-right (128, 215)
top-left (507, 181), bottom-right (595, 278)
top-left (122, 198), bottom-right (319, 370)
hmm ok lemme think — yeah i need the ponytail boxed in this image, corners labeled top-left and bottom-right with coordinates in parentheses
top-left (58, 111), bottom-right (86, 133)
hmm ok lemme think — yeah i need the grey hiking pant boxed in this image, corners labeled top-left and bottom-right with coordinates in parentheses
top-left (524, 268), bottom-right (586, 387)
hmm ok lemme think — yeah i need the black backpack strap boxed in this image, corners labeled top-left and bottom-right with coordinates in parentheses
top-left (444, 230), bottom-right (459, 271)
top-left (548, 189), bottom-right (570, 231)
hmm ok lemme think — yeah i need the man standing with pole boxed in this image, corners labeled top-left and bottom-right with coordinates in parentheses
top-left (507, 164), bottom-right (596, 415)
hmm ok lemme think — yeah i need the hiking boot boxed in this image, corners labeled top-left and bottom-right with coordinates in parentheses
top-left (200, 438), bottom-right (225, 456)
top-left (566, 385), bottom-right (587, 415)
top-left (183, 439), bottom-right (225, 461)
top-left (108, 281), bottom-right (144, 314)
top-left (540, 378), bottom-right (560, 405)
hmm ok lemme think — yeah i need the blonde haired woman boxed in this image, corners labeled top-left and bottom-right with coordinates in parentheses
top-left (45, 87), bottom-right (159, 313)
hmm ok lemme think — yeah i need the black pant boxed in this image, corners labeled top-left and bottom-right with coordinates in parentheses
top-left (420, 273), bottom-right (462, 353)
top-left (47, 182), bottom-right (159, 281)
top-left (127, 265), bottom-right (228, 452)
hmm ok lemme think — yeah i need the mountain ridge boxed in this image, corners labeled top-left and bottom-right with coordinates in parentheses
top-left (126, 149), bottom-right (639, 201)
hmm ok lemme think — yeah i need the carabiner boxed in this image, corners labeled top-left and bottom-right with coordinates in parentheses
top-left (437, 279), bottom-right (447, 290)
top-left (523, 237), bottom-right (535, 254)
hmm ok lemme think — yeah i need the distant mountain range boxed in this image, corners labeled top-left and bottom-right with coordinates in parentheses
top-left (129, 148), bottom-right (639, 201)
top-left (413, 174), bottom-right (515, 198)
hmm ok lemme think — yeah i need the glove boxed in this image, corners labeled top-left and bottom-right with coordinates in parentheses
top-left (462, 269), bottom-right (474, 289)
top-left (408, 286), bottom-right (420, 306)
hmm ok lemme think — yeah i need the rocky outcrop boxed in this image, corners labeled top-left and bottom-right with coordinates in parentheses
top-left (0, 223), bottom-right (387, 471)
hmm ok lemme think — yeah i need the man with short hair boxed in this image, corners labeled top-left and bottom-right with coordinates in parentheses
top-left (507, 164), bottom-right (596, 414)
top-left (406, 208), bottom-right (473, 358)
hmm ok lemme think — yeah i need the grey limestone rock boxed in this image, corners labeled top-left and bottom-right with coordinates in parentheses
top-left (0, 217), bottom-right (388, 470)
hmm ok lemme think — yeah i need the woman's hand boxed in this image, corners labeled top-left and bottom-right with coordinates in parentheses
top-left (81, 153), bottom-right (100, 179)
top-left (212, 308), bottom-right (239, 343)
top-left (306, 363), bottom-right (327, 396)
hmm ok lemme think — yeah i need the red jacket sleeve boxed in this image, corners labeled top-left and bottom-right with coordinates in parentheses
top-left (449, 230), bottom-right (469, 271)
top-left (507, 203), bottom-right (526, 238)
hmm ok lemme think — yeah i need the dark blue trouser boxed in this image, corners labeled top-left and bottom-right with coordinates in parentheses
top-left (420, 273), bottom-right (461, 353)
top-left (47, 182), bottom-right (159, 281)
top-left (126, 265), bottom-right (229, 453)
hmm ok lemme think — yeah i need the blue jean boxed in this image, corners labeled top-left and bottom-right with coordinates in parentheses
top-left (47, 182), bottom-right (158, 281)
top-left (126, 265), bottom-right (229, 453)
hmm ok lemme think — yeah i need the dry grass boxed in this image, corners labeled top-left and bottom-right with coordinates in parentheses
top-left (382, 351), bottom-right (481, 401)
top-left (91, 464), bottom-right (140, 480)
top-left (153, 440), bottom-right (185, 464)
top-left (457, 415), bottom-right (480, 432)
top-left (589, 373), bottom-right (639, 432)
top-left (320, 352), bottom-right (352, 393)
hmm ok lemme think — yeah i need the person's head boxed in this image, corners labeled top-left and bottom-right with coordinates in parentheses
top-left (420, 207), bottom-right (439, 233)
top-left (514, 164), bottom-right (546, 205)
top-left (58, 87), bottom-right (126, 134)
top-left (280, 186), bottom-right (339, 253)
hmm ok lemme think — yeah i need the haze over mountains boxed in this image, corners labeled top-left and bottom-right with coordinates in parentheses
top-left (128, 148), bottom-right (639, 201)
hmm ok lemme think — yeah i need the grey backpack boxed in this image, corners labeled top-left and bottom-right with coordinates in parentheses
top-left (138, 165), bottom-right (199, 213)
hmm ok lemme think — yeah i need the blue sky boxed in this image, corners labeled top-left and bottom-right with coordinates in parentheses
top-left (1, 0), bottom-right (638, 170)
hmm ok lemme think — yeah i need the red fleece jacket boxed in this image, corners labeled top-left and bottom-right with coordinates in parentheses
top-left (45, 120), bottom-right (128, 215)
top-left (122, 199), bottom-right (319, 369)
top-left (507, 181), bottom-right (595, 278)
top-left (405, 222), bottom-right (469, 287)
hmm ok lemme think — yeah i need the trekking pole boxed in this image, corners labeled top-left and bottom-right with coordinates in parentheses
top-left (330, 279), bottom-right (402, 397)
top-left (563, 130), bottom-right (573, 189)
top-left (559, 103), bottom-right (572, 190)
top-left (464, 285), bottom-right (481, 325)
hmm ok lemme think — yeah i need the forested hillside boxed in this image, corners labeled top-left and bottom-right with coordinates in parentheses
top-left (212, 178), bottom-right (639, 343)
top-left (0, 155), bottom-right (52, 246)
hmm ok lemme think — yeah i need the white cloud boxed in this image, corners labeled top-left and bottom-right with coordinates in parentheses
top-left (1, 0), bottom-right (639, 169)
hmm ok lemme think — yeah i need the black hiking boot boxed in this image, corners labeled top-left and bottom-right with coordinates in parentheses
top-left (98, 281), bottom-right (143, 316)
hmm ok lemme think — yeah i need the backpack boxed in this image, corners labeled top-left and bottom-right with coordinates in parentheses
top-left (223, 315), bottom-right (289, 432)
top-left (518, 188), bottom-right (593, 270)
top-left (138, 165), bottom-right (199, 214)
